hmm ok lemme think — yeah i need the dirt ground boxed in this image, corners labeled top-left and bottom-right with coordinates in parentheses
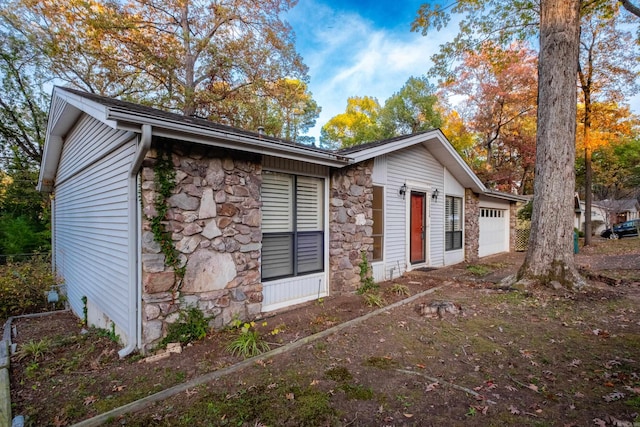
top-left (7, 238), bottom-right (640, 426)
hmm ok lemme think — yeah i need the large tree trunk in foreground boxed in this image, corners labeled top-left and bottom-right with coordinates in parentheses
top-left (517, 0), bottom-right (584, 288)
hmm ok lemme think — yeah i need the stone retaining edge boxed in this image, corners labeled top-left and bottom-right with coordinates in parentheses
top-left (1, 310), bottom-right (70, 427)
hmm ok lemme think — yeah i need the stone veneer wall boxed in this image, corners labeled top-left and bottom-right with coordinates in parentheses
top-left (140, 141), bottom-right (262, 350)
top-left (464, 189), bottom-right (480, 263)
top-left (329, 160), bottom-right (374, 294)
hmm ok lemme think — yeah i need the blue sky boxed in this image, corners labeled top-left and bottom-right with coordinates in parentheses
top-left (285, 1), bottom-right (640, 141)
top-left (284, 0), bottom-right (452, 140)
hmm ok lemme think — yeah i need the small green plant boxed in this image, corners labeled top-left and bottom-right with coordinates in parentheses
top-left (396, 394), bottom-right (411, 409)
top-left (81, 295), bottom-right (88, 326)
top-left (15, 338), bottom-right (52, 361)
top-left (466, 406), bottom-right (477, 417)
top-left (25, 361), bottom-right (39, 378)
top-left (226, 321), bottom-right (270, 358)
top-left (96, 322), bottom-right (120, 343)
top-left (387, 283), bottom-right (410, 296)
top-left (356, 250), bottom-right (378, 294)
top-left (362, 292), bottom-right (385, 307)
top-left (161, 307), bottom-right (210, 347)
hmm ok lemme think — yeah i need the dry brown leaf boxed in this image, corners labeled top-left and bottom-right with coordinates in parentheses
top-left (83, 395), bottom-right (97, 406)
top-left (403, 413), bottom-right (414, 418)
top-left (508, 405), bottom-right (520, 415)
top-left (425, 382), bottom-right (439, 392)
top-left (527, 384), bottom-right (539, 392)
top-left (286, 392), bottom-right (295, 401)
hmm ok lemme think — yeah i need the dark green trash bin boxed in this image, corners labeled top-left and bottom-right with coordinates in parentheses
top-left (573, 231), bottom-right (579, 254)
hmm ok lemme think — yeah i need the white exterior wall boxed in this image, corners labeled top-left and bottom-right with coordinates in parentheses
top-left (54, 115), bottom-right (136, 339)
top-left (375, 144), bottom-right (444, 280)
top-left (444, 168), bottom-right (466, 265)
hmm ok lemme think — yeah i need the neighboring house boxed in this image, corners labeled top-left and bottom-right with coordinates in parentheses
top-left (38, 87), bottom-right (525, 354)
top-left (574, 195), bottom-right (608, 235)
top-left (597, 199), bottom-right (640, 225)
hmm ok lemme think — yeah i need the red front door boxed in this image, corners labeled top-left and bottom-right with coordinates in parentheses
top-left (410, 192), bottom-right (426, 264)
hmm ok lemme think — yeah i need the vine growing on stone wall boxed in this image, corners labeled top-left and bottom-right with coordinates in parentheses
top-left (148, 146), bottom-right (186, 287)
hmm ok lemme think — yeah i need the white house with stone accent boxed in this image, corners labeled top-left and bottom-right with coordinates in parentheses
top-left (38, 87), bottom-right (525, 355)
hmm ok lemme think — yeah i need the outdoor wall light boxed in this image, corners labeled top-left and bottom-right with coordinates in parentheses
top-left (399, 183), bottom-right (407, 199)
top-left (432, 188), bottom-right (439, 202)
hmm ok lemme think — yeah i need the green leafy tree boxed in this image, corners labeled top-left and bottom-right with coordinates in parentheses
top-left (0, 32), bottom-right (48, 165)
top-left (320, 96), bottom-right (384, 148)
top-left (3, 0), bottom-right (315, 136)
top-left (379, 76), bottom-right (442, 137)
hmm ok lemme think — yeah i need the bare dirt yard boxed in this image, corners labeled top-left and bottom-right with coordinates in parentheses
top-left (7, 237), bottom-right (640, 426)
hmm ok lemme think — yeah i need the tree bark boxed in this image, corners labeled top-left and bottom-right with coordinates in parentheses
top-left (621, 0), bottom-right (640, 18)
top-left (517, 0), bottom-right (584, 288)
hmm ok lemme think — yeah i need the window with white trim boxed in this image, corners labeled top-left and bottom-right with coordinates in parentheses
top-left (262, 172), bottom-right (324, 280)
top-left (372, 186), bottom-right (384, 261)
top-left (445, 196), bottom-right (463, 251)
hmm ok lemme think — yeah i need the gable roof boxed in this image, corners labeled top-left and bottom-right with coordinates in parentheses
top-left (338, 130), bottom-right (487, 194)
top-left (39, 87), bottom-right (524, 203)
top-left (596, 199), bottom-right (640, 212)
top-left (39, 87), bottom-right (352, 190)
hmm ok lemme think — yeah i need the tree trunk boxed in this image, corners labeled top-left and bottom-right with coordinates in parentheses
top-left (517, 0), bottom-right (584, 288)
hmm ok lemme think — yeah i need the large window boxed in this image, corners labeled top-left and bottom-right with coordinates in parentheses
top-left (262, 172), bottom-right (324, 280)
top-left (372, 186), bottom-right (384, 261)
top-left (445, 196), bottom-right (463, 251)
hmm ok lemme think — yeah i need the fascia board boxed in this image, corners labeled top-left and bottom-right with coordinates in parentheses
top-left (347, 131), bottom-right (440, 163)
top-left (480, 191), bottom-right (529, 203)
top-left (107, 109), bottom-right (353, 168)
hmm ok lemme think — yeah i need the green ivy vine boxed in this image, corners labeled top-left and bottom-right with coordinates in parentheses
top-left (148, 146), bottom-right (186, 292)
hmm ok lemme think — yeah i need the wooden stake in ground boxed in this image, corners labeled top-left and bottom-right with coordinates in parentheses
top-left (517, 0), bottom-right (584, 289)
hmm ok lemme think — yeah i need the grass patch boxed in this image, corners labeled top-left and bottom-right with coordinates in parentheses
top-left (363, 356), bottom-right (399, 370)
top-left (338, 383), bottom-right (374, 400)
top-left (325, 366), bottom-right (353, 382)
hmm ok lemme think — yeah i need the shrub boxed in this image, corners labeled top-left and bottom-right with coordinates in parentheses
top-left (160, 307), bottom-right (210, 347)
top-left (0, 256), bottom-right (60, 321)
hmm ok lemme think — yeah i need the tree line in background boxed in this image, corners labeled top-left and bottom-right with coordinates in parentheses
top-left (0, 0), bottom-right (639, 265)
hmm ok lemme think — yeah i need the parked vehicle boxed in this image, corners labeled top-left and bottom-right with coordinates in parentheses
top-left (600, 219), bottom-right (640, 239)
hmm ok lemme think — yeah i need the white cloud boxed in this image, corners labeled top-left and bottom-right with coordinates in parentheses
top-left (286, 0), bottom-right (456, 139)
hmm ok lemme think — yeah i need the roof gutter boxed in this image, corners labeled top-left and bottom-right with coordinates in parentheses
top-left (119, 124), bottom-right (152, 358)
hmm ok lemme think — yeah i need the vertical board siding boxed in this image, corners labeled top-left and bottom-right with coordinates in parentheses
top-left (386, 144), bottom-right (445, 276)
top-left (54, 116), bottom-right (135, 333)
top-left (263, 155), bottom-right (328, 177)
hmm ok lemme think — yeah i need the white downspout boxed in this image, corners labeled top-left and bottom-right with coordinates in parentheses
top-left (119, 124), bottom-right (152, 358)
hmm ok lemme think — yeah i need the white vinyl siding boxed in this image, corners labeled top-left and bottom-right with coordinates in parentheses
top-left (386, 144), bottom-right (445, 275)
top-left (54, 115), bottom-right (136, 333)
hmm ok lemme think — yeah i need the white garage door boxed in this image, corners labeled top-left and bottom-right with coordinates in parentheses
top-left (479, 208), bottom-right (508, 257)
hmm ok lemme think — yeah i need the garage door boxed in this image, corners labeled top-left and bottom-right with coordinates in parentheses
top-left (479, 208), bottom-right (508, 257)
